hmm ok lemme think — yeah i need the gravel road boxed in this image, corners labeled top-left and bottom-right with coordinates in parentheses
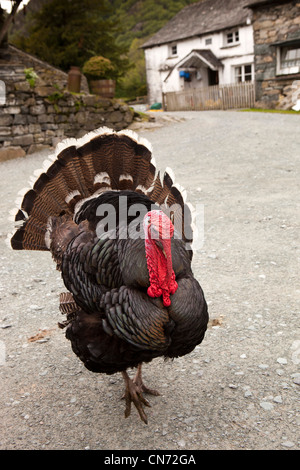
top-left (0, 110), bottom-right (299, 451)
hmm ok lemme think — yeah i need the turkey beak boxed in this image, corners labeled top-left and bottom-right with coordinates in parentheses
top-left (150, 225), bottom-right (171, 260)
top-left (154, 239), bottom-right (167, 258)
top-left (150, 226), bottom-right (166, 257)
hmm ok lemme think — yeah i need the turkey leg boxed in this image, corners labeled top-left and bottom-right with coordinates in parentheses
top-left (121, 370), bottom-right (151, 424)
top-left (133, 363), bottom-right (160, 396)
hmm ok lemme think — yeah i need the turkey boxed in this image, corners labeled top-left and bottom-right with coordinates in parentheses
top-left (9, 127), bottom-right (208, 424)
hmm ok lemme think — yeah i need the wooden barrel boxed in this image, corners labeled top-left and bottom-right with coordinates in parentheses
top-left (89, 79), bottom-right (116, 98)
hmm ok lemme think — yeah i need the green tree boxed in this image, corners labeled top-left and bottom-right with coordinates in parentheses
top-left (13, 0), bottom-right (130, 77)
top-left (109, 0), bottom-right (200, 47)
top-left (109, 0), bottom-right (201, 99)
top-left (117, 38), bottom-right (147, 99)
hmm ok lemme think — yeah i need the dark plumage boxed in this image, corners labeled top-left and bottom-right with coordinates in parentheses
top-left (9, 127), bottom-right (208, 424)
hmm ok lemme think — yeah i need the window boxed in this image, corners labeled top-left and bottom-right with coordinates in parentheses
top-left (225, 30), bottom-right (239, 46)
top-left (205, 37), bottom-right (212, 46)
top-left (234, 64), bottom-right (253, 83)
top-left (169, 44), bottom-right (177, 56)
top-left (277, 44), bottom-right (300, 74)
top-left (281, 46), bottom-right (300, 67)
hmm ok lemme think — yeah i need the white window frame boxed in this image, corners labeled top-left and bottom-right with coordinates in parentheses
top-left (276, 44), bottom-right (300, 75)
top-left (234, 64), bottom-right (253, 83)
top-left (205, 37), bottom-right (212, 46)
top-left (224, 29), bottom-right (240, 47)
top-left (169, 43), bottom-right (178, 57)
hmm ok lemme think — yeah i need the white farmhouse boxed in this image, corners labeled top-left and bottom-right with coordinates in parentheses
top-left (142, 0), bottom-right (254, 105)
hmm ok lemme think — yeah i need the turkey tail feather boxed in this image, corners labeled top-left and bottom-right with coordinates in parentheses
top-left (9, 127), bottom-right (194, 252)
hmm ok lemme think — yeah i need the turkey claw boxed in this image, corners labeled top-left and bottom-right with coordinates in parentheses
top-left (133, 377), bottom-right (160, 397)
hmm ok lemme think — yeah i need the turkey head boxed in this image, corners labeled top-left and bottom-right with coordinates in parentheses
top-left (143, 210), bottom-right (178, 307)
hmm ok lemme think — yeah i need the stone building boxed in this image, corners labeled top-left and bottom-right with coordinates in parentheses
top-left (142, 0), bottom-right (254, 105)
top-left (247, 0), bottom-right (300, 108)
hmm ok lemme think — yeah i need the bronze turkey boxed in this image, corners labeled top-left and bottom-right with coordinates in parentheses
top-left (9, 127), bottom-right (208, 424)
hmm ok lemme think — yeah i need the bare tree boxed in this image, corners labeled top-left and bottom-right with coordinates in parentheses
top-left (0, 0), bottom-right (23, 46)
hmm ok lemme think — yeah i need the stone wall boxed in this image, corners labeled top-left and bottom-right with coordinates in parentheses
top-left (1, 44), bottom-right (89, 93)
top-left (277, 79), bottom-right (300, 109)
top-left (250, 0), bottom-right (300, 108)
top-left (0, 45), bottom-right (134, 161)
top-left (0, 84), bottom-right (134, 160)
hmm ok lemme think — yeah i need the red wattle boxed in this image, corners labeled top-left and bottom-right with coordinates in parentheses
top-left (147, 279), bottom-right (178, 307)
top-left (147, 285), bottom-right (162, 298)
top-left (169, 280), bottom-right (178, 295)
top-left (144, 210), bottom-right (178, 307)
top-left (162, 294), bottom-right (171, 307)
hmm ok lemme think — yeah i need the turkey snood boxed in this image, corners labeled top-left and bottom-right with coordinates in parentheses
top-left (143, 210), bottom-right (178, 307)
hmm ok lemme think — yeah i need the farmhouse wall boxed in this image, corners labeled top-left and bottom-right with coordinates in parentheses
top-left (251, 0), bottom-right (300, 108)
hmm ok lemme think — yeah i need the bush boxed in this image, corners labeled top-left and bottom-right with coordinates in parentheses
top-left (82, 56), bottom-right (116, 80)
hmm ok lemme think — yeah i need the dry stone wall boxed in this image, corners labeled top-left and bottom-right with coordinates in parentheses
top-left (0, 84), bottom-right (134, 161)
top-left (0, 46), bottom-right (134, 161)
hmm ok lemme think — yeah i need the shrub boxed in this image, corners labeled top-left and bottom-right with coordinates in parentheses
top-left (82, 56), bottom-right (116, 80)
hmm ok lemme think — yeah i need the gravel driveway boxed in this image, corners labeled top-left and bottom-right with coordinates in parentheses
top-left (0, 110), bottom-right (299, 451)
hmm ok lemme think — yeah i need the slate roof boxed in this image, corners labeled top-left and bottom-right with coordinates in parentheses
top-left (246, 0), bottom-right (292, 8)
top-left (142, 0), bottom-right (253, 49)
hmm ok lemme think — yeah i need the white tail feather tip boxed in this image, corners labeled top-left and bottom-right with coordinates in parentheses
top-left (119, 174), bottom-right (133, 182)
top-left (94, 172), bottom-right (111, 186)
top-left (65, 190), bottom-right (81, 204)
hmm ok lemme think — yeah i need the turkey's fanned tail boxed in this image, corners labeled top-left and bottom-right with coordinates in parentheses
top-left (9, 127), bottom-right (194, 252)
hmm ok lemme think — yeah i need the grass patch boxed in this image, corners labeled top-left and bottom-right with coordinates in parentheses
top-left (240, 108), bottom-right (300, 114)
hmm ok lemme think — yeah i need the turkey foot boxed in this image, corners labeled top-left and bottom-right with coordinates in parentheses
top-left (133, 363), bottom-right (160, 396)
top-left (121, 370), bottom-right (151, 424)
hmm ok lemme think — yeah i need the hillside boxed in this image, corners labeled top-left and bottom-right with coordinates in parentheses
top-left (109, 0), bottom-right (200, 47)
